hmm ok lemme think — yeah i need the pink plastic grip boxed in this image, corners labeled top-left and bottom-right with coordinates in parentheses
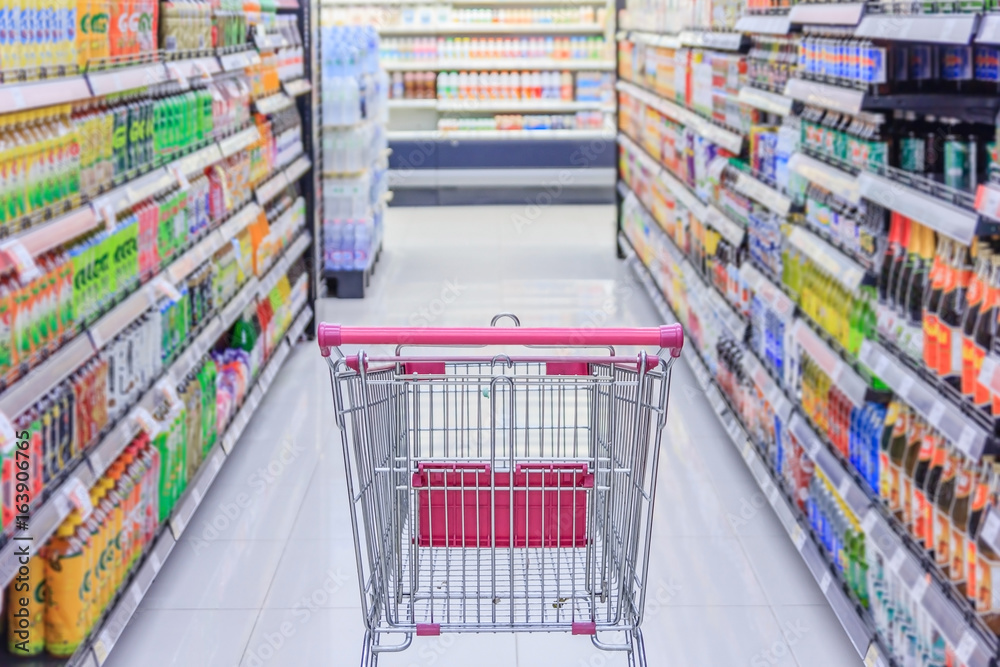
top-left (318, 323), bottom-right (683, 355)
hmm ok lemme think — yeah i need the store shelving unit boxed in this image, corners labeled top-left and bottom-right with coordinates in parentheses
top-left (615, 9), bottom-right (1000, 664)
top-left (0, 0), bottom-right (321, 660)
top-left (618, 205), bottom-right (890, 664)
top-left (325, 0), bottom-right (618, 204)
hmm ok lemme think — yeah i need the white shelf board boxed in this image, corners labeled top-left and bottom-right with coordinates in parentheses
top-left (788, 152), bottom-right (860, 204)
top-left (790, 318), bottom-right (868, 406)
top-left (383, 59), bottom-right (616, 71)
top-left (789, 2), bottom-right (865, 25)
top-left (787, 224), bottom-right (866, 291)
top-left (857, 171), bottom-right (979, 246)
top-left (859, 339), bottom-right (989, 461)
top-left (737, 86), bottom-right (794, 116)
top-left (734, 14), bottom-right (792, 34)
top-left (857, 13), bottom-right (978, 44)
top-left (378, 22), bottom-right (606, 35)
top-left (784, 78), bottom-right (865, 116)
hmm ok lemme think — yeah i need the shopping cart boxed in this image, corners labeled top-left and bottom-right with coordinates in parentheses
top-left (318, 316), bottom-right (684, 666)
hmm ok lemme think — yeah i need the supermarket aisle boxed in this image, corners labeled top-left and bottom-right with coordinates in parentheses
top-left (105, 205), bottom-right (861, 667)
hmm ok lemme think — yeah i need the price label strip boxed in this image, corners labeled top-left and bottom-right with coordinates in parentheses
top-left (792, 524), bottom-right (806, 551)
top-left (169, 164), bottom-right (192, 191)
top-left (955, 631), bottom-right (977, 664)
top-left (863, 642), bottom-right (881, 667)
top-left (166, 63), bottom-right (190, 89)
top-left (819, 570), bottom-right (832, 594)
top-left (927, 401), bottom-right (946, 429)
top-left (1, 240), bottom-right (41, 283)
top-left (979, 507), bottom-right (1000, 550)
top-left (64, 477), bottom-right (94, 521)
top-left (910, 574), bottom-right (930, 602)
top-left (888, 547), bottom-right (907, 575)
top-left (132, 407), bottom-right (163, 437)
top-left (837, 474), bottom-right (853, 502)
top-left (861, 509), bottom-right (878, 533)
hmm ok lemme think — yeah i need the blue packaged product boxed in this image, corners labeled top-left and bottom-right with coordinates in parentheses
top-left (849, 41), bottom-right (861, 81)
top-left (941, 46), bottom-right (973, 82)
top-left (975, 46), bottom-right (1000, 82)
top-left (909, 45), bottom-right (935, 82)
top-left (862, 43), bottom-right (887, 84)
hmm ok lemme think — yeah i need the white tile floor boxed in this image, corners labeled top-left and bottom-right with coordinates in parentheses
top-left (104, 205), bottom-right (862, 666)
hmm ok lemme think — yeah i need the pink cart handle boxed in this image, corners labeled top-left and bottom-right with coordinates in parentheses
top-left (318, 323), bottom-right (683, 356)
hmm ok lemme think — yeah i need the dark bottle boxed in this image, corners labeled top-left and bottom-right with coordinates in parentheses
top-left (879, 400), bottom-right (900, 507)
top-left (910, 424), bottom-right (935, 547)
top-left (961, 243), bottom-right (991, 398)
top-left (924, 235), bottom-right (948, 370)
top-left (902, 414), bottom-right (925, 529)
top-left (878, 212), bottom-right (901, 305)
top-left (952, 459), bottom-right (974, 589)
top-left (925, 114), bottom-right (943, 182)
top-left (898, 111), bottom-right (926, 173)
top-left (939, 242), bottom-right (972, 388)
top-left (904, 222), bottom-right (931, 328)
top-left (888, 404), bottom-right (909, 516)
top-left (933, 446), bottom-right (959, 573)
top-left (923, 436), bottom-right (947, 560)
top-left (973, 255), bottom-right (1000, 415)
top-left (893, 215), bottom-right (916, 323)
top-left (966, 457), bottom-right (995, 606)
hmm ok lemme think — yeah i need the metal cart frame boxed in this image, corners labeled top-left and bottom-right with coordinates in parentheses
top-left (319, 317), bottom-right (683, 666)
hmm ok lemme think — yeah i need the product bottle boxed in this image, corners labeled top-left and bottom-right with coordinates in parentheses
top-left (951, 459), bottom-right (974, 589)
top-left (974, 463), bottom-right (1000, 620)
top-left (962, 242), bottom-right (992, 398)
top-left (904, 223), bottom-right (932, 352)
top-left (924, 236), bottom-right (948, 371)
top-left (939, 242), bottom-right (972, 387)
top-left (879, 212), bottom-right (902, 333)
top-left (975, 256), bottom-right (1000, 416)
top-left (880, 400), bottom-right (900, 504)
top-left (967, 457), bottom-right (994, 607)
top-left (911, 423), bottom-right (935, 546)
top-left (44, 511), bottom-right (87, 657)
top-left (902, 413), bottom-right (924, 528)
top-left (923, 435), bottom-right (947, 560)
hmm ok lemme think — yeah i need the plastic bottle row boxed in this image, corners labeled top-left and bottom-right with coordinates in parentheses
top-left (0, 76), bottom-right (252, 228)
top-left (379, 36), bottom-right (609, 62)
top-left (321, 123), bottom-right (387, 175)
top-left (438, 111), bottom-right (604, 132)
top-left (319, 24), bottom-right (382, 79)
top-left (0, 0), bottom-right (297, 82)
top-left (389, 70), bottom-right (615, 104)
top-left (380, 5), bottom-right (604, 27)
top-left (1, 260), bottom-right (304, 657)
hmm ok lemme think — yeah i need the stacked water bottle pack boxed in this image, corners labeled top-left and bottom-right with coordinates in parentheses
top-left (320, 24), bottom-right (391, 277)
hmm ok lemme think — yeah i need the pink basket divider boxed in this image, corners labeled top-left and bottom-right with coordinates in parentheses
top-left (413, 462), bottom-right (592, 548)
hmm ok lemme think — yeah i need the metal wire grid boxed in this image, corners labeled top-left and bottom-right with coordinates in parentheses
top-left (333, 359), bottom-right (666, 636)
